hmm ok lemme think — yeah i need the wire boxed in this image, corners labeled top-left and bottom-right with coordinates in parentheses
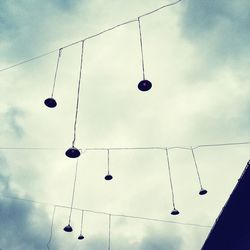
top-left (51, 49), bottom-right (62, 98)
top-left (80, 210), bottom-right (84, 235)
top-left (165, 148), bottom-right (177, 209)
top-left (137, 17), bottom-right (145, 80)
top-left (191, 147), bottom-right (204, 189)
top-left (0, 141), bottom-right (250, 155)
top-left (0, 0), bottom-right (183, 73)
top-left (107, 149), bottom-right (110, 174)
top-left (0, 141), bottom-right (250, 151)
top-left (0, 50), bottom-right (58, 73)
top-left (72, 41), bottom-right (85, 148)
top-left (108, 214), bottom-right (111, 250)
top-left (0, 194), bottom-right (211, 228)
top-left (68, 157), bottom-right (80, 225)
top-left (46, 205), bottom-right (56, 250)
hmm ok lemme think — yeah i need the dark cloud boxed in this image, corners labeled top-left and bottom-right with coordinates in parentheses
top-left (0, 154), bottom-right (59, 250)
top-left (180, 1), bottom-right (250, 69)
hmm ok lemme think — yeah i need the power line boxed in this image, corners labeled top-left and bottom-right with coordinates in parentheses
top-left (0, 141), bottom-right (249, 151)
top-left (0, 0), bottom-right (183, 73)
top-left (0, 194), bottom-right (211, 228)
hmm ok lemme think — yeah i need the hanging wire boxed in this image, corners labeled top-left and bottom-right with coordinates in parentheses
top-left (191, 147), bottom-right (203, 189)
top-left (0, 0), bottom-right (183, 73)
top-left (107, 149), bottom-right (110, 174)
top-left (51, 48), bottom-right (62, 98)
top-left (72, 41), bottom-right (85, 148)
top-left (137, 17), bottom-right (145, 80)
top-left (165, 148), bottom-right (177, 210)
top-left (0, 194), bottom-right (211, 228)
top-left (46, 205), bottom-right (56, 250)
top-left (108, 214), bottom-right (111, 250)
top-left (80, 210), bottom-right (84, 235)
top-left (0, 141), bottom-right (250, 152)
top-left (68, 157), bottom-right (80, 225)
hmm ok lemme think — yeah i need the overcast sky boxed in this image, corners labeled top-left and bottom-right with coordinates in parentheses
top-left (0, 0), bottom-right (250, 249)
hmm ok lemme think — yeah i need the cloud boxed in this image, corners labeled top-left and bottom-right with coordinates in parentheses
top-left (180, 0), bottom-right (250, 72)
top-left (0, 154), bottom-right (59, 250)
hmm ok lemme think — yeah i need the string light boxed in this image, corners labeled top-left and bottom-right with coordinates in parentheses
top-left (105, 149), bottom-right (113, 181)
top-left (190, 147), bottom-right (208, 196)
top-left (165, 148), bottom-right (180, 215)
top-left (44, 48), bottom-right (62, 108)
top-left (65, 41), bottom-right (85, 159)
top-left (78, 210), bottom-right (85, 240)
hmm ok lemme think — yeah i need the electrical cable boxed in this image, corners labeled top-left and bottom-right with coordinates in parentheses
top-left (137, 17), bottom-right (145, 80)
top-left (72, 41), bottom-right (85, 148)
top-left (51, 49), bottom-right (62, 98)
top-left (165, 148), bottom-right (177, 210)
top-left (0, 194), bottom-right (211, 228)
top-left (0, 0), bottom-right (183, 73)
top-left (46, 205), bottom-right (56, 250)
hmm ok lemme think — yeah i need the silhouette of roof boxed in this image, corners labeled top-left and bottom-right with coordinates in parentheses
top-left (201, 160), bottom-right (250, 250)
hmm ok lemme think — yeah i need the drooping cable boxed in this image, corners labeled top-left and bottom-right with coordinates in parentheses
top-left (51, 49), bottom-right (62, 98)
top-left (72, 41), bottom-right (85, 148)
top-left (137, 17), bottom-right (152, 91)
top-left (1, 140), bottom-right (250, 152)
top-left (77, 210), bottom-right (85, 240)
top-left (138, 17), bottom-right (145, 80)
top-left (0, 0), bottom-right (183, 73)
top-left (46, 205), bottom-right (56, 250)
top-left (105, 149), bottom-right (113, 180)
top-left (65, 41), bottom-right (85, 158)
top-left (0, 194), bottom-right (211, 228)
top-left (165, 148), bottom-right (179, 215)
top-left (44, 48), bottom-right (63, 108)
top-left (191, 147), bottom-right (208, 195)
top-left (108, 214), bottom-right (111, 250)
top-left (68, 158), bottom-right (80, 225)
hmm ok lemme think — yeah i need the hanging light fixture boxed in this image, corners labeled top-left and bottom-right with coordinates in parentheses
top-left (137, 17), bottom-right (152, 92)
top-left (65, 147), bottom-right (81, 158)
top-left (77, 210), bottom-right (85, 240)
top-left (44, 48), bottom-right (62, 108)
top-left (104, 149), bottom-right (113, 181)
top-left (190, 147), bottom-right (208, 196)
top-left (165, 148), bottom-right (180, 216)
top-left (64, 224), bottom-right (73, 232)
top-left (65, 41), bottom-right (85, 158)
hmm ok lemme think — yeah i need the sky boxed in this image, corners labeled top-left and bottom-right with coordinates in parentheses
top-left (0, 0), bottom-right (250, 249)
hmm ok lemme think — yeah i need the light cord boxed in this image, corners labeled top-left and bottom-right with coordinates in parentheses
top-left (191, 147), bottom-right (203, 189)
top-left (138, 17), bottom-right (145, 80)
top-left (51, 49), bottom-right (62, 98)
top-left (165, 148), bottom-right (176, 209)
top-left (72, 41), bottom-right (85, 147)
top-left (46, 205), bottom-right (56, 250)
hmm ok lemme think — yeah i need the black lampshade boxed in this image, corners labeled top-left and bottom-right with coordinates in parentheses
top-left (78, 234), bottom-right (84, 240)
top-left (199, 188), bottom-right (208, 195)
top-left (105, 174), bottom-right (113, 181)
top-left (171, 208), bottom-right (180, 216)
top-left (138, 80), bottom-right (152, 91)
top-left (65, 147), bottom-right (81, 158)
top-left (64, 224), bottom-right (73, 232)
top-left (44, 97), bottom-right (57, 108)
